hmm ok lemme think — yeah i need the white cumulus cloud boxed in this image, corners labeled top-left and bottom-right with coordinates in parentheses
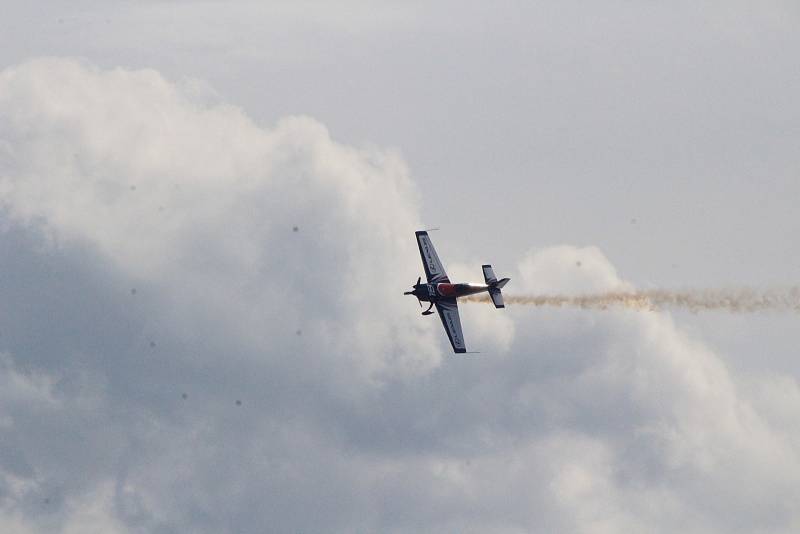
top-left (0, 58), bottom-right (799, 533)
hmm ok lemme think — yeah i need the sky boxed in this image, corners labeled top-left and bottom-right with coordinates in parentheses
top-left (1, 2), bottom-right (799, 532)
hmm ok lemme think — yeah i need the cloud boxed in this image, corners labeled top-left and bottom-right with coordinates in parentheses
top-left (1, 58), bottom-right (799, 533)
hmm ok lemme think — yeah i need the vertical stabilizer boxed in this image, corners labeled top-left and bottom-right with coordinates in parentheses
top-left (483, 264), bottom-right (509, 309)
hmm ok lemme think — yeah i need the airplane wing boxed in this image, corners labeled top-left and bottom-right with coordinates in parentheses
top-left (415, 231), bottom-right (450, 283)
top-left (435, 298), bottom-right (466, 353)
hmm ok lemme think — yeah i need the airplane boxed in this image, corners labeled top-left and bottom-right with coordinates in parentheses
top-left (405, 230), bottom-right (510, 353)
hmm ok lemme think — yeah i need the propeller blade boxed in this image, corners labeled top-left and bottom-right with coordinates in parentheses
top-left (416, 276), bottom-right (421, 286)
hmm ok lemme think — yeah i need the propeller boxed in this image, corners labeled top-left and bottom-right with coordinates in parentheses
top-left (404, 277), bottom-right (422, 307)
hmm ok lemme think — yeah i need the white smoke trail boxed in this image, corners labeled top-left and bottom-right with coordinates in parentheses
top-left (463, 288), bottom-right (800, 313)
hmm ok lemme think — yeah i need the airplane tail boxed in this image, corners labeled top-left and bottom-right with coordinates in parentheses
top-left (482, 265), bottom-right (510, 308)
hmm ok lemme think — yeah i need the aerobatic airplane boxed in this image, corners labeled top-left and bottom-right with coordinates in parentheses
top-left (405, 230), bottom-right (510, 353)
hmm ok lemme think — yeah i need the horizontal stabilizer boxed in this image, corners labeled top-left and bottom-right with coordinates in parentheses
top-left (482, 264), bottom-right (497, 284)
top-left (489, 288), bottom-right (504, 308)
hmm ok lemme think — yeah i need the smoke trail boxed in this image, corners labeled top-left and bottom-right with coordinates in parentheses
top-left (463, 288), bottom-right (800, 313)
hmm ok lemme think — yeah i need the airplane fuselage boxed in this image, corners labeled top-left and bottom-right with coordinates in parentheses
top-left (407, 230), bottom-right (510, 352)
top-left (411, 282), bottom-right (489, 303)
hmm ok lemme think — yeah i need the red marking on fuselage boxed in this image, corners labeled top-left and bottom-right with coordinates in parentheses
top-left (436, 283), bottom-right (457, 297)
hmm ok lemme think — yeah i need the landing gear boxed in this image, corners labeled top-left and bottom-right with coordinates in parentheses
top-left (422, 302), bottom-right (434, 316)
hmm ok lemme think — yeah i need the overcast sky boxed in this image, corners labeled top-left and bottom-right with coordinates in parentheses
top-left (1, 2), bottom-right (800, 533)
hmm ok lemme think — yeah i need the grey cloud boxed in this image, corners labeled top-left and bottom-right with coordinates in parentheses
top-left (0, 59), bottom-right (799, 533)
